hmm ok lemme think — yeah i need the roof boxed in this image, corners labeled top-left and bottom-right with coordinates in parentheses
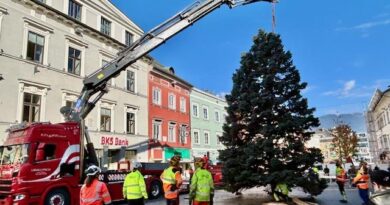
top-left (151, 61), bottom-right (193, 89)
top-left (30, 0), bottom-right (141, 48)
top-left (368, 88), bottom-right (390, 112)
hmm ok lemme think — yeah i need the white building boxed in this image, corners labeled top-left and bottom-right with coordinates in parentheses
top-left (0, 0), bottom-right (151, 164)
top-left (366, 88), bottom-right (390, 164)
top-left (356, 133), bottom-right (372, 163)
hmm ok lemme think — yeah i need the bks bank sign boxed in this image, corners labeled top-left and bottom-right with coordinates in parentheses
top-left (101, 136), bottom-right (129, 146)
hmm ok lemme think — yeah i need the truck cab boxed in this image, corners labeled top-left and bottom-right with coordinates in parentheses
top-left (0, 122), bottom-right (82, 205)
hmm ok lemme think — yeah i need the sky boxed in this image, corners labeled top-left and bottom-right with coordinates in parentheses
top-left (111, 0), bottom-right (390, 117)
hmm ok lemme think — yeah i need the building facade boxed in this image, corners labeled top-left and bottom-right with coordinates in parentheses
top-left (190, 88), bottom-right (226, 164)
top-left (0, 0), bottom-right (151, 166)
top-left (366, 88), bottom-right (390, 164)
top-left (356, 133), bottom-right (371, 162)
top-left (148, 63), bottom-right (192, 163)
top-left (313, 128), bottom-right (337, 163)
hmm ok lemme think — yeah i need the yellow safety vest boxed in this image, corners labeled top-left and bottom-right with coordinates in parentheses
top-left (190, 168), bottom-right (214, 202)
top-left (123, 170), bottom-right (148, 200)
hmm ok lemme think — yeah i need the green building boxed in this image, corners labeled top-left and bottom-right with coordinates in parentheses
top-left (190, 88), bottom-right (227, 163)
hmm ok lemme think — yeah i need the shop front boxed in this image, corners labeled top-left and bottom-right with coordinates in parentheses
top-left (164, 147), bottom-right (191, 162)
top-left (89, 132), bottom-right (149, 170)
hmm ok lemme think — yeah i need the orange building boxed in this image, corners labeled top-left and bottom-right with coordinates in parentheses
top-left (148, 63), bottom-right (192, 162)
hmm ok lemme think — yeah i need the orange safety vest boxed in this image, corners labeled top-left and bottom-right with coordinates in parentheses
top-left (161, 166), bottom-right (183, 199)
top-left (80, 178), bottom-right (112, 205)
top-left (354, 172), bottom-right (369, 190)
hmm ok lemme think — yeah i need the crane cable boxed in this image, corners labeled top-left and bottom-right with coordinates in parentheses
top-left (272, 0), bottom-right (276, 33)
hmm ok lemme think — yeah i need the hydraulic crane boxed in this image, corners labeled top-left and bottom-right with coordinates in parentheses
top-left (60, 0), bottom-right (273, 173)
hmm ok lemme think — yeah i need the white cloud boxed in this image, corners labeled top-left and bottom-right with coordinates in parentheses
top-left (336, 19), bottom-right (390, 31)
top-left (323, 80), bottom-right (370, 98)
top-left (343, 80), bottom-right (355, 93)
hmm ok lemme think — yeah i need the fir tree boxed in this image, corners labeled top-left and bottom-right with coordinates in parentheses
top-left (219, 30), bottom-right (327, 198)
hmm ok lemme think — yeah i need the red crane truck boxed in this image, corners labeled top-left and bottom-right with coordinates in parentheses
top-left (0, 0), bottom-right (271, 204)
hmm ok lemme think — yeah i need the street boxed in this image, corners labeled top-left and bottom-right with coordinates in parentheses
top-left (118, 183), bottom-right (366, 205)
top-left (316, 183), bottom-right (362, 205)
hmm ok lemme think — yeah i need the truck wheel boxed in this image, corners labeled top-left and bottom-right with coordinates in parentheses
top-left (44, 189), bottom-right (70, 205)
top-left (149, 181), bottom-right (162, 199)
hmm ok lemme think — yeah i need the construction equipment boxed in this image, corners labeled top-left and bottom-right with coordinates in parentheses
top-left (0, 0), bottom-right (271, 204)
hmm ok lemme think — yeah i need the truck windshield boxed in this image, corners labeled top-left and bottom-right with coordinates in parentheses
top-left (0, 144), bottom-right (30, 165)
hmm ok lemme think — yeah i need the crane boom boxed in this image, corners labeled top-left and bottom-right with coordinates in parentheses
top-left (65, 0), bottom-right (272, 121)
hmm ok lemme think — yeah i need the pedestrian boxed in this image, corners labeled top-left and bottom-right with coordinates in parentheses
top-left (370, 170), bottom-right (390, 205)
top-left (336, 160), bottom-right (348, 203)
top-left (353, 162), bottom-right (370, 205)
top-left (161, 155), bottom-right (183, 205)
top-left (347, 165), bottom-right (357, 187)
top-left (324, 165), bottom-right (330, 176)
top-left (80, 165), bottom-right (112, 205)
top-left (123, 161), bottom-right (148, 205)
top-left (374, 165), bottom-right (380, 171)
top-left (189, 158), bottom-right (214, 205)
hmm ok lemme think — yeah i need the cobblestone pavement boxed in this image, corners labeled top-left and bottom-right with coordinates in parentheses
top-left (118, 183), bottom-right (368, 205)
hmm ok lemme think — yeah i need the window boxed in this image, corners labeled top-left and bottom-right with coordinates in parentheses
top-left (193, 131), bottom-right (199, 144)
top-left (68, 47), bottom-right (81, 75)
top-left (168, 122), bottom-right (176, 142)
top-left (126, 112), bottom-right (135, 134)
top-left (100, 108), bottom-right (111, 132)
top-left (215, 111), bottom-right (220, 122)
top-left (153, 120), bottom-right (162, 140)
top-left (66, 100), bottom-right (76, 109)
top-left (152, 87), bottom-right (161, 105)
top-left (127, 70), bottom-right (135, 92)
top-left (168, 93), bottom-right (176, 110)
top-left (203, 107), bottom-right (209, 120)
top-left (192, 104), bottom-right (198, 117)
top-left (180, 125), bottom-right (187, 144)
top-left (43, 144), bottom-right (56, 160)
top-left (101, 17), bottom-right (111, 36)
top-left (68, 0), bottom-right (81, 21)
top-left (22, 93), bottom-right (41, 122)
top-left (204, 132), bottom-right (210, 145)
top-left (125, 31), bottom-right (133, 47)
top-left (180, 97), bottom-right (186, 113)
top-left (26, 32), bottom-right (45, 63)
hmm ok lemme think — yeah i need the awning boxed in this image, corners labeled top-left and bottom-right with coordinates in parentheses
top-left (164, 147), bottom-right (191, 160)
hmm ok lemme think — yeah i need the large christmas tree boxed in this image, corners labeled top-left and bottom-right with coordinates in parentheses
top-left (219, 30), bottom-right (326, 197)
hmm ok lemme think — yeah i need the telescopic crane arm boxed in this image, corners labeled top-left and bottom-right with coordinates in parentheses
top-left (64, 0), bottom-right (273, 122)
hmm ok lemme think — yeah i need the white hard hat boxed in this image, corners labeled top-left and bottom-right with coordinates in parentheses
top-left (131, 161), bottom-right (142, 169)
top-left (85, 165), bottom-right (101, 176)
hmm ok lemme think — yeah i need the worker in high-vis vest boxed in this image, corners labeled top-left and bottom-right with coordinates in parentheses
top-left (273, 183), bottom-right (289, 202)
top-left (123, 161), bottom-right (148, 205)
top-left (80, 165), bottom-right (112, 205)
top-left (189, 158), bottom-right (214, 205)
top-left (335, 160), bottom-right (348, 203)
top-left (161, 155), bottom-right (183, 205)
top-left (353, 162), bottom-right (370, 205)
